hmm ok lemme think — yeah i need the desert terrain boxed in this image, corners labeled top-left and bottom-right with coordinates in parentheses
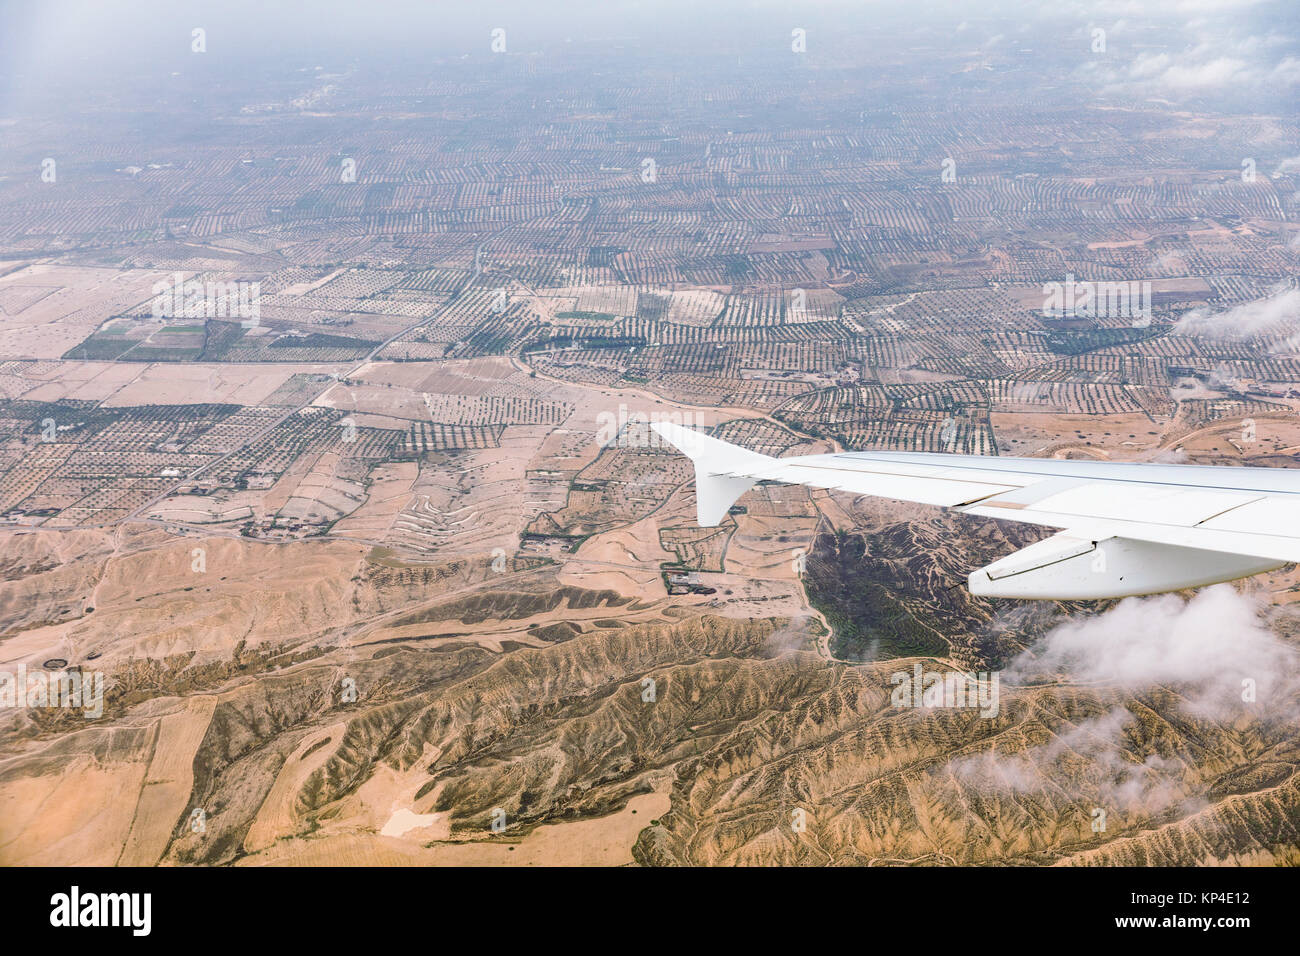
top-left (2, 1), bottom-right (1300, 866)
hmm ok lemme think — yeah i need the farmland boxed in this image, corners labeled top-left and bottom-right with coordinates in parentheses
top-left (1, 1), bottom-right (1299, 869)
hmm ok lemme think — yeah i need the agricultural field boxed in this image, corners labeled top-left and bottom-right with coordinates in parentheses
top-left (1, 0), bottom-right (1300, 874)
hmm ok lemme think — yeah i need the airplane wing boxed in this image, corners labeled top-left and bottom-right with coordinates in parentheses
top-left (649, 421), bottom-right (1300, 599)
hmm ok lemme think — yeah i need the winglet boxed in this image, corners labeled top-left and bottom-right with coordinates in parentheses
top-left (650, 422), bottom-right (773, 525)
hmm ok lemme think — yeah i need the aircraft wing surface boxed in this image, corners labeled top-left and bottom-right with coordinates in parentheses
top-left (650, 421), bottom-right (1300, 599)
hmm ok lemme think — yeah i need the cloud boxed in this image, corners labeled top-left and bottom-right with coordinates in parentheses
top-left (1052, 0), bottom-right (1267, 15)
top-left (947, 585), bottom-right (1300, 814)
top-left (1128, 52), bottom-right (1172, 79)
top-left (948, 709), bottom-right (1194, 812)
top-left (1158, 56), bottom-right (1252, 89)
top-left (1075, 11), bottom-right (1300, 102)
top-left (763, 615), bottom-right (823, 657)
top-left (1105, 49), bottom-right (1299, 97)
top-left (1007, 584), bottom-right (1298, 718)
top-left (1273, 154), bottom-right (1300, 176)
top-left (1268, 55), bottom-right (1300, 85)
top-left (1148, 446), bottom-right (1190, 464)
top-left (1146, 248), bottom-right (1187, 273)
top-left (1174, 287), bottom-right (1300, 345)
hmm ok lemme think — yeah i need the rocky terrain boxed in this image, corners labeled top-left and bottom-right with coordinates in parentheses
top-left (4, 511), bottom-right (1299, 867)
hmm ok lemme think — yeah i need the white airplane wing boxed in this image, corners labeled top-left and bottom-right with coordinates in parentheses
top-left (649, 421), bottom-right (1300, 599)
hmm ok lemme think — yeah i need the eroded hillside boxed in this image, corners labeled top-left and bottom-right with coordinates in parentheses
top-left (3, 520), bottom-right (1299, 867)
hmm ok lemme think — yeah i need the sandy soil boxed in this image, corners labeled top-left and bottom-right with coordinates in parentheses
top-left (237, 789), bottom-right (670, 867)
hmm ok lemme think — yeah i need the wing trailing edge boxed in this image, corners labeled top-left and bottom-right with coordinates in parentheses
top-left (649, 422), bottom-right (1299, 599)
top-left (968, 532), bottom-right (1284, 599)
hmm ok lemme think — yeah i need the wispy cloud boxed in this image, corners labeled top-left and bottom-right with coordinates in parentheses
top-left (1175, 286), bottom-right (1300, 346)
top-left (947, 586), bottom-right (1300, 815)
top-left (1007, 584), bottom-right (1299, 718)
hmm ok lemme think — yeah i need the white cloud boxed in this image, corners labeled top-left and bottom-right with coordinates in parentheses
top-left (1006, 584), bottom-right (1298, 717)
top-left (947, 585), bottom-right (1300, 814)
top-left (1055, 0), bottom-right (1265, 15)
top-left (948, 709), bottom-right (1195, 812)
top-left (1078, 13), bottom-right (1300, 100)
top-left (1128, 52), bottom-right (1172, 79)
top-left (1273, 154), bottom-right (1300, 175)
top-left (1174, 287), bottom-right (1300, 345)
top-left (1159, 56), bottom-right (1251, 89)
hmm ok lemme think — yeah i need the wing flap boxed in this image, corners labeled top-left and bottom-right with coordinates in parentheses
top-left (742, 461), bottom-right (1018, 507)
top-left (970, 532), bottom-right (1286, 600)
top-left (649, 422), bottom-right (1300, 595)
top-left (1197, 496), bottom-right (1300, 536)
top-left (980, 483), bottom-right (1265, 526)
top-left (961, 503), bottom-right (1300, 565)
